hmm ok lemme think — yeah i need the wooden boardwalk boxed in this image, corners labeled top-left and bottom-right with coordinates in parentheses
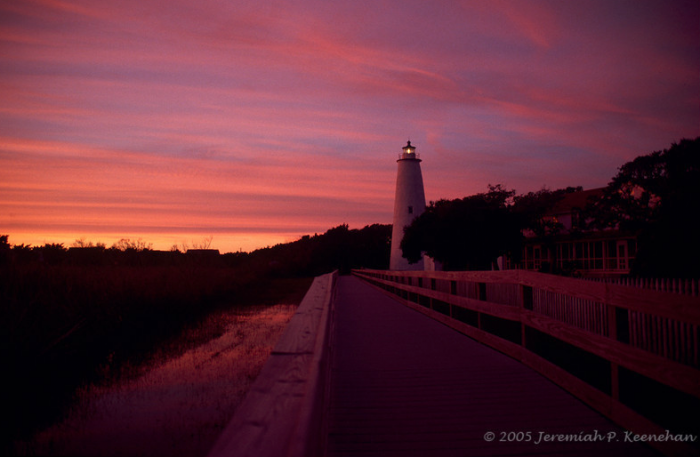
top-left (326, 276), bottom-right (660, 457)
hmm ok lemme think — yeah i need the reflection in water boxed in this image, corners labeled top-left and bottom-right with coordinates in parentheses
top-left (20, 304), bottom-right (297, 457)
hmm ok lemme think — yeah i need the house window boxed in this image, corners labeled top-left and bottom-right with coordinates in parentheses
top-left (408, 206), bottom-right (413, 214)
top-left (556, 242), bottom-right (573, 271)
top-left (533, 245), bottom-right (542, 270)
top-left (593, 241), bottom-right (604, 269)
top-left (617, 241), bottom-right (628, 271)
top-left (606, 241), bottom-right (617, 270)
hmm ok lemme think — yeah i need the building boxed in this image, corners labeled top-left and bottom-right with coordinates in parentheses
top-left (505, 188), bottom-right (637, 278)
top-left (390, 141), bottom-right (427, 270)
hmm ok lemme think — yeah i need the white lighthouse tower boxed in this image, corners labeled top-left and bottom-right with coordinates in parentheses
top-left (390, 140), bottom-right (426, 270)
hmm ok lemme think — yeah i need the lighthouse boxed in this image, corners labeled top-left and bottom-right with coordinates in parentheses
top-left (390, 140), bottom-right (426, 270)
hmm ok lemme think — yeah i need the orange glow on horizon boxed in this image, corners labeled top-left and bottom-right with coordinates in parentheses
top-left (5, 230), bottom-right (305, 254)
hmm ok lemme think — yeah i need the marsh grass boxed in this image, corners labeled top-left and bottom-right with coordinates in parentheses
top-left (15, 304), bottom-right (298, 457)
top-left (1, 262), bottom-right (311, 454)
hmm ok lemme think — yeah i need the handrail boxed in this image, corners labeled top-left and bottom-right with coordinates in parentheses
top-left (208, 271), bottom-right (337, 457)
top-left (353, 268), bottom-right (700, 457)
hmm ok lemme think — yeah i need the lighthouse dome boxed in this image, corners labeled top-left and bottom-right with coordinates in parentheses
top-left (399, 140), bottom-right (421, 161)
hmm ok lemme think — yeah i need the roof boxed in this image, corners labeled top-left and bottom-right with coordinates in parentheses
top-left (549, 188), bottom-right (605, 215)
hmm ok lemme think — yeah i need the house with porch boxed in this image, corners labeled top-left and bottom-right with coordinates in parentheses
top-left (504, 188), bottom-right (637, 278)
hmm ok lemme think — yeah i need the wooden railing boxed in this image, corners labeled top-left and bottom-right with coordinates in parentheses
top-left (208, 271), bottom-right (337, 457)
top-left (353, 268), bottom-right (700, 457)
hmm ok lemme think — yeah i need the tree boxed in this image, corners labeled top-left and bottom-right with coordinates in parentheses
top-left (401, 185), bottom-right (522, 270)
top-left (512, 186), bottom-right (583, 238)
top-left (175, 236), bottom-right (214, 253)
top-left (586, 137), bottom-right (700, 277)
top-left (71, 238), bottom-right (105, 248)
top-left (111, 238), bottom-right (152, 252)
top-left (0, 235), bottom-right (9, 264)
top-left (191, 236), bottom-right (214, 250)
top-left (36, 243), bottom-right (67, 265)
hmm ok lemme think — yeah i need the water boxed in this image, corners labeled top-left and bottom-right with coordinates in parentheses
top-left (17, 304), bottom-right (297, 457)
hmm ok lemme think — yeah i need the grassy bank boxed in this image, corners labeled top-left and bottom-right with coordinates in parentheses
top-left (0, 262), bottom-right (311, 451)
top-left (16, 304), bottom-right (300, 457)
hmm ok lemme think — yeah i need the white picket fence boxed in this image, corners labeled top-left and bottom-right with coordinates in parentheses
top-left (588, 276), bottom-right (699, 296)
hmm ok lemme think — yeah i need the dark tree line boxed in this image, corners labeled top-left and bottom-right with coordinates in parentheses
top-left (239, 223), bottom-right (391, 276)
top-left (1, 224), bottom-right (392, 276)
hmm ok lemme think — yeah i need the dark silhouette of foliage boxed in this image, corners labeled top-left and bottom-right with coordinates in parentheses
top-left (512, 186), bottom-right (583, 238)
top-left (585, 137), bottom-right (700, 277)
top-left (401, 185), bottom-right (590, 271)
top-left (111, 238), bottom-right (153, 251)
top-left (0, 235), bottom-right (9, 265)
top-left (1, 223), bottom-right (392, 275)
top-left (401, 185), bottom-right (522, 270)
top-left (36, 243), bottom-right (68, 265)
top-left (241, 223), bottom-right (391, 276)
top-left (72, 238), bottom-right (106, 248)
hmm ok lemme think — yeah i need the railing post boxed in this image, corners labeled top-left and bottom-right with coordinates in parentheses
top-left (521, 285), bottom-right (534, 311)
top-left (520, 285), bottom-right (534, 348)
top-left (606, 290), bottom-right (620, 401)
top-left (615, 307), bottom-right (630, 344)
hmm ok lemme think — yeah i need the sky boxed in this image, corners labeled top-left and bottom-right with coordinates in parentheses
top-left (1, 0), bottom-right (699, 253)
